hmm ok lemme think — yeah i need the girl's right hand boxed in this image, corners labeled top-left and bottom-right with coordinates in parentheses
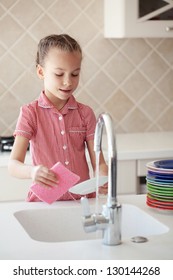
top-left (31, 165), bottom-right (58, 188)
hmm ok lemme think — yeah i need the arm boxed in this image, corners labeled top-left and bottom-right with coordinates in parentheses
top-left (8, 135), bottom-right (32, 178)
top-left (8, 135), bottom-right (58, 188)
top-left (86, 139), bottom-right (108, 194)
top-left (86, 139), bottom-right (108, 175)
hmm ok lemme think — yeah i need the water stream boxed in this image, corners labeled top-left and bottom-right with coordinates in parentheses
top-left (95, 150), bottom-right (101, 214)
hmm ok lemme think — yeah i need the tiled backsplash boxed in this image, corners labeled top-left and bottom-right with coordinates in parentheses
top-left (0, 0), bottom-right (173, 135)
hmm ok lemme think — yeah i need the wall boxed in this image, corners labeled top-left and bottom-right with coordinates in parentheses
top-left (0, 0), bottom-right (173, 135)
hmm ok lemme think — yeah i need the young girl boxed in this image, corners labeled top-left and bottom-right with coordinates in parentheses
top-left (8, 34), bottom-right (108, 202)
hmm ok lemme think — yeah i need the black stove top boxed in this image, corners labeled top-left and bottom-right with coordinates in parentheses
top-left (0, 136), bottom-right (14, 152)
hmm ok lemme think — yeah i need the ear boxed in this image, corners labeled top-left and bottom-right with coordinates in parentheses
top-left (36, 65), bottom-right (44, 80)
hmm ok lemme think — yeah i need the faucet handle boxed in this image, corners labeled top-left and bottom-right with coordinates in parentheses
top-left (81, 197), bottom-right (91, 217)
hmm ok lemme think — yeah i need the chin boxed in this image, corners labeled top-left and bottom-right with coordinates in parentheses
top-left (60, 94), bottom-right (71, 100)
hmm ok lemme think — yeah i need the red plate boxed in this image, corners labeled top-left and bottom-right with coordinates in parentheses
top-left (146, 197), bottom-right (173, 210)
top-left (147, 195), bottom-right (173, 206)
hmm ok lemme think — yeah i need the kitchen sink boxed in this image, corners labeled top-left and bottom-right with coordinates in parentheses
top-left (14, 203), bottom-right (169, 243)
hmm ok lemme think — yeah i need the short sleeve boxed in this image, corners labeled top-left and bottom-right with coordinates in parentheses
top-left (14, 105), bottom-right (36, 140)
top-left (83, 105), bottom-right (96, 141)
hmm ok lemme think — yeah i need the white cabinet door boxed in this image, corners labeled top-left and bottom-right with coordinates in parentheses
top-left (0, 167), bottom-right (31, 201)
top-left (104, 0), bottom-right (173, 38)
top-left (117, 160), bottom-right (137, 194)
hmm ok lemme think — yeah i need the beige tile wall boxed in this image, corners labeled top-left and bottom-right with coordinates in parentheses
top-left (0, 0), bottom-right (173, 135)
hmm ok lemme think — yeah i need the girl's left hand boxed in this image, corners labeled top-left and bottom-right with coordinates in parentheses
top-left (99, 182), bottom-right (108, 195)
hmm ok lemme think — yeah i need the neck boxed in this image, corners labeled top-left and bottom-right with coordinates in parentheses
top-left (44, 91), bottom-right (69, 110)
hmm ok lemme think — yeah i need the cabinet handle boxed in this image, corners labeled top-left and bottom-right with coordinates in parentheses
top-left (165, 26), bottom-right (173, 32)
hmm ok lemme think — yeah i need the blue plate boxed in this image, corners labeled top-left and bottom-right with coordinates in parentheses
top-left (147, 174), bottom-right (173, 181)
top-left (147, 178), bottom-right (173, 187)
top-left (148, 170), bottom-right (173, 179)
top-left (154, 160), bottom-right (173, 169)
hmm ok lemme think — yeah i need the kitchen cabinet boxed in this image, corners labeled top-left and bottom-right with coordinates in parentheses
top-left (0, 159), bottom-right (136, 202)
top-left (1, 132), bottom-right (173, 201)
top-left (117, 160), bottom-right (137, 194)
top-left (0, 167), bottom-right (31, 201)
top-left (0, 153), bottom-right (32, 201)
top-left (104, 0), bottom-right (173, 38)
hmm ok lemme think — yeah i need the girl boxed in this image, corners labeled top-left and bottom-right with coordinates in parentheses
top-left (8, 34), bottom-right (108, 201)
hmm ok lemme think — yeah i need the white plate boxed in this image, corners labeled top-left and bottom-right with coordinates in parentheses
top-left (69, 176), bottom-right (108, 195)
top-left (146, 161), bottom-right (173, 174)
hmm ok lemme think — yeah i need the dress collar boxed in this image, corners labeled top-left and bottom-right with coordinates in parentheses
top-left (38, 91), bottom-right (78, 114)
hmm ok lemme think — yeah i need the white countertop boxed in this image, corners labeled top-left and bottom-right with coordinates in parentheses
top-left (0, 194), bottom-right (173, 260)
top-left (1, 132), bottom-right (173, 167)
top-left (115, 131), bottom-right (173, 160)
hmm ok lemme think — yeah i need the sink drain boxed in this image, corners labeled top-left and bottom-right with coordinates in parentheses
top-left (131, 236), bottom-right (148, 243)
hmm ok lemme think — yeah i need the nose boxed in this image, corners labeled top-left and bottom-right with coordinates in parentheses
top-left (63, 76), bottom-right (72, 86)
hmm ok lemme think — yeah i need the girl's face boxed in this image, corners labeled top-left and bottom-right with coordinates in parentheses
top-left (37, 48), bottom-right (82, 108)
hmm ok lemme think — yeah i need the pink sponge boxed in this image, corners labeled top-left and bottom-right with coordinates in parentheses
top-left (30, 162), bottom-right (80, 204)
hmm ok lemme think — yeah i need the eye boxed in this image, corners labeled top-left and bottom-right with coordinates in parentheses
top-left (71, 72), bottom-right (80, 77)
top-left (55, 73), bottom-right (63, 77)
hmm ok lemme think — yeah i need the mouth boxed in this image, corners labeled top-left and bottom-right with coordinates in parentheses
top-left (59, 89), bottom-right (72, 95)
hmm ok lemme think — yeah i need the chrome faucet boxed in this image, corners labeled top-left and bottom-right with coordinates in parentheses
top-left (81, 113), bottom-right (121, 245)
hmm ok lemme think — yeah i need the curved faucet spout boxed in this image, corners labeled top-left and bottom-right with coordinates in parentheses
top-left (81, 113), bottom-right (121, 246)
top-left (94, 113), bottom-right (117, 207)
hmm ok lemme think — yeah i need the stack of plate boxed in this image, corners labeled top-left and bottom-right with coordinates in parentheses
top-left (146, 159), bottom-right (173, 210)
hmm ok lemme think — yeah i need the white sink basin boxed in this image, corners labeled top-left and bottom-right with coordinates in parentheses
top-left (14, 204), bottom-right (168, 243)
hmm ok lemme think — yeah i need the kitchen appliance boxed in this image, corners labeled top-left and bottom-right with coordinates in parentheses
top-left (0, 136), bottom-right (14, 152)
